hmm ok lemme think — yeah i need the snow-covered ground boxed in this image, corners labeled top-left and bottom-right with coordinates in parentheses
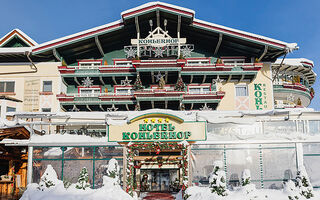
top-left (185, 186), bottom-right (320, 200)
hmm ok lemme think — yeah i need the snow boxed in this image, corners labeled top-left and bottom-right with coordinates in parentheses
top-left (213, 161), bottom-right (223, 169)
top-left (20, 165), bottom-right (133, 200)
top-left (38, 165), bottom-right (63, 191)
top-left (185, 186), bottom-right (320, 200)
top-left (275, 58), bottom-right (314, 67)
top-left (29, 134), bottom-right (117, 146)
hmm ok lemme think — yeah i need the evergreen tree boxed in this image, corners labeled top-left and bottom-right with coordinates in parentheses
top-left (175, 77), bottom-right (185, 91)
top-left (296, 166), bottom-right (314, 199)
top-left (284, 180), bottom-right (301, 200)
top-left (106, 158), bottom-right (120, 184)
top-left (133, 75), bottom-right (143, 90)
top-left (241, 169), bottom-right (251, 186)
top-left (75, 167), bottom-right (91, 190)
top-left (209, 161), bottom-right (228, 196)
top-left (38, 165), bottom-right (60, 191)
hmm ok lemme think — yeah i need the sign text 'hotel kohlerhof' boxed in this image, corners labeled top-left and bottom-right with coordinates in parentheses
top-left (107, 113), bottom-right (206, 142)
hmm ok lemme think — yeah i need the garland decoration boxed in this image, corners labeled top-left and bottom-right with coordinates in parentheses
top-left (126, 141), bottom-right (189, 196)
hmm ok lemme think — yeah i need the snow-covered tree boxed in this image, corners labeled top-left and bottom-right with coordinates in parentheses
top-left (38, 165), bottom-right (61, 191)
top-left (296, 166), bottom-right (313, 199)
top-left (241, 169), bottom-right (251, 186)
top-left (106, 158), bottom-right (120, 184)
top-left (209, 160), bottom-right (228, 196)
top-left (75, 167), bottom-right (90, 190)
top-left (284, 180), bottom-right (301, 200)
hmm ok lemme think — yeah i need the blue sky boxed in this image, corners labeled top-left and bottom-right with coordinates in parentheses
top-left (1, 0), bottom-right (320, 110)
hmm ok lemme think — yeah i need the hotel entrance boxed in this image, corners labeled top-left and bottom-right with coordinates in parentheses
top-left (124, 142), bottom-right (189, 196)
top-left (140, 169), bottom-right (180, 192)
top-left (135, 150), bottom-right (183, 193)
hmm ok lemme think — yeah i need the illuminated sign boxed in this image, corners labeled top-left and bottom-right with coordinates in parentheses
top-left (108, 113), bottom-right (206, 142)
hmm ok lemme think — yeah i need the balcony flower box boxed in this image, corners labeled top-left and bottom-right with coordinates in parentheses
top-left (1, 175), bottom-right (12, 181)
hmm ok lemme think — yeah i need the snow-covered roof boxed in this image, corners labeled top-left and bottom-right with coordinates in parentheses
top-left (0, 29), bottom-right (38, 47)
top-left (121, 1), bottom-right (195, 18)
top-left (32, 20), bottom-right (123, 53)
top-left (193, 18), bottom-right (298, 51)
top-left (273, 58), bottom-right (316, 85)
top-left (29, 2), bottom-right (297, 55)
top-left (0, 47), bottom-right (31, 54)
top-left (275, 58), bottom-right (314, 67)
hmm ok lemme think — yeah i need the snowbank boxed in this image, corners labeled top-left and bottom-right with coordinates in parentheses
top-left (20, 164), bottom-right (133, 200)
top-left (185, 186), bottom-right (320, 200)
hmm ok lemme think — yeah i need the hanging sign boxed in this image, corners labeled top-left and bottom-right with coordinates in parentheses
top-left (107, 113), bottom-right (206, 142)
top-left (131, 27), bottom-right (186, 47)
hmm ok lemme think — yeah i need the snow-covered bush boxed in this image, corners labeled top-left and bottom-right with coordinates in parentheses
top-left (75, 167), bottom-right (91, 190)
top-left (38, 165), bottom-right (62, 191)
top-left (284, 180), bottom-right (301, 200)
top-left (296, 166), bottom-right (313, 199)
top-left (242, 169), bottom-right (251, 186)
top-left (106, 158), bottom-right (120, 184)
top-left (209, 160), bottom-right (228, 196)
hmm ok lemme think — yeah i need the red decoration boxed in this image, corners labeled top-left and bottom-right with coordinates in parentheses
top-left (156, 148), bottom-right (161, 154)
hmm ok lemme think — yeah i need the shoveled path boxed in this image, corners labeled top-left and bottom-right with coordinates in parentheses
top-left (142, 192), bottom-right (175, 200)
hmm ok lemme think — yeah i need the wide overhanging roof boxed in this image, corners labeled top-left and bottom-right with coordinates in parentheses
top-left (0, 2), bottom-right (298, 63)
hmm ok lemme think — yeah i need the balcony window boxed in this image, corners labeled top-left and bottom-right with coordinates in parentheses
top-left (115, 87), bottom-right (133, 95)
top-left (43, 81), bottom-right (52, 92)
top-left (0, 81), bottom-right (14, 93)
top-left (188, 86), bottom-right (210, 94)
top-left (235, 85), bottom-right (248, 96)
top-left (222, 58), bottom-right (245, 65)
top-left (79, 88), bottom-right (100, 96)
top-left (114, 61), bottom-right (132, 66)
top-left (187, 60), bottom-right (209, 65)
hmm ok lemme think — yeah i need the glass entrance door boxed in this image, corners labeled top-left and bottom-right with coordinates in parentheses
top-left (140, 169), bottom-right (179, 192)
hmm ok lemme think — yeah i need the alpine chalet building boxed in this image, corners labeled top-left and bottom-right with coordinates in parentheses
top-left (0, 2), bottom-right (319, 197)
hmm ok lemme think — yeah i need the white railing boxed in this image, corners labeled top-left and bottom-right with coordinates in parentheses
top-left (186, 91), bottom-right (217, 95)
top-left (67, 92), bottom-right (133, 97)
top-left (72, 64), bottom-right (133, 70)
top-left (185, 62), bottom-right (256, 67)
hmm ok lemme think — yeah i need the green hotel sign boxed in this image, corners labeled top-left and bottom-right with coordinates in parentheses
top-left (108, 113), bottom-right (206, 142)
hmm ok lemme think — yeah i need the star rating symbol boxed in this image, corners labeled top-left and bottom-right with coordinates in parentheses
top-left (158, 118), bottom-right (163, 123)
top-left (151, 119), bottom-right (156, 123)
top-left (144, 119), bottom-right (148, 123)
top-left (165, 118), bottom-right (170, 123)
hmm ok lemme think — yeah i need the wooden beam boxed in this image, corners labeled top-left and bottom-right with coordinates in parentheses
top-left (99, 104), bottom-right (105, 111)
top-left (156, 10), bottom-right (160, 27)
top-left (95, 36), bottom-right (105, 57)
top-left (53, 48), bottom-right (62, 62)
top-left (112, 76), bottom-right (117, 85)
top-left (86, 105), bottom-right (92, 112)
top-left (202, 75), bottom-right (206, 84)
top-left (258, 45), bottom-right (268, 62)
top-left (214, 33), bottom-right (223, 55)
top-left (74, 77), bottom-right (80, 86)
top-left (99, 76), bottom-right (105, 85)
